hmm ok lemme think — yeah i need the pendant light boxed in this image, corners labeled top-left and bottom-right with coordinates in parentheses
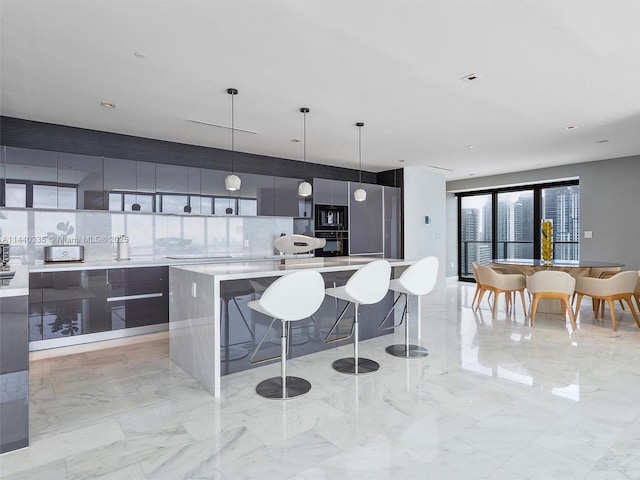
top-left (224, 88), bottom-right (241, 191)
top-left (298, 107), bottom-right (312, 197)
top-left (353, 122), bottom-right (367, 202)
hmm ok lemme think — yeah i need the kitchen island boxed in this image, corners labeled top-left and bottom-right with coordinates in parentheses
top-left (0, 264), bottom-right (29, 453)
top-left (169, 257), bottom-right (413, 397)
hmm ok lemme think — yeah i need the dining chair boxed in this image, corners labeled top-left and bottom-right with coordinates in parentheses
top-left (475, 265), bottom-right (527, 319)
top-left (471, 262), bottom-right (484, 310)
top-left (526, 270), bottom-right (576, 330)
top-left (574, 271), bottom-right (640, 331)
top-left (634, 270), bottom-right (640, 311)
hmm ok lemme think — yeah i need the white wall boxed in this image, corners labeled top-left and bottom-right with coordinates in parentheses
top-left (403, 167), bottom-right (447, 285)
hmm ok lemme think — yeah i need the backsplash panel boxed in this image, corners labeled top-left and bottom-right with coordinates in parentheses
top-left (0, 208), bottom-right (293, 264)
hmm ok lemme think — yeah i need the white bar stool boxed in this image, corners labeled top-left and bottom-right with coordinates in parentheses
top-left (324, 260), bottom-right (391, 375)
top-left (380, 256), bottom-right (438, 358)
top-left (248, 270), bottom-right (325, 400)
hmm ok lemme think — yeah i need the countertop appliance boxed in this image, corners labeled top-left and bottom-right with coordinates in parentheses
top-left (0, 244), bottom-right (9, 265)
top-left (314, 231), bottom-right (348, 257)
top-left (44, 245), bottom-right (85, 263)
top-left (315, 204), bottom-right (348, 231)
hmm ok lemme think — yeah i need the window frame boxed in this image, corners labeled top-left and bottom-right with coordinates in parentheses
top-left (457, 179), bottom-right (579, 281)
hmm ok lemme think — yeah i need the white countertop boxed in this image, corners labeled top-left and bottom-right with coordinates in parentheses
top-left (0, 264), bottom-right (29, 298)
top-left (173, 257), bottom-right (413, 281)
top-left (22, 253), bottom-right (312, 273)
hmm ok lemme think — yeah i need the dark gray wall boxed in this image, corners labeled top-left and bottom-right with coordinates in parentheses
top-left (446, 154), bottom-right (640, 272)
top-left (0, 116), bottom-right (381, 184)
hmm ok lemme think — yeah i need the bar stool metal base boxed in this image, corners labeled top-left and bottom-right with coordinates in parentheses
top-left (332, 357), bottom-right (380, 375)
top-left (255, 376), bottom-right (311, 399)
top-left (386, 344), bottom-right (429, 358)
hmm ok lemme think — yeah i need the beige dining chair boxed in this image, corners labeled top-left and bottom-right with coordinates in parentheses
top-left (634, 271), bottom-right (640, 311)
top-left (475, 264), bottom-right (527, 319)
top-left (471, 262), bottom-right (485, 310)
top-left (526, 270), bottom-right (577, 330)
top-left (574, 271), bottom-right (640, 331)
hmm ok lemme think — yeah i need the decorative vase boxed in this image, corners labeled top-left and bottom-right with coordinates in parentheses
top-left (541, 219), bottom-right (553, 263)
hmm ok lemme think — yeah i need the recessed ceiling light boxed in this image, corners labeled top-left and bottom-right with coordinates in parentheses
top-left (134, 52), bottom-right (147, 59)
top-left (565, 125), bottom-right (578, 130)
top-left (398, 159), bottom-right (405, 163)
top-left (290, 139), bottom-right (302, 143)
top-left (595, 139), bottom-right (609, 144)
top-left (100, 101), bottom-right (116, 108)
top-left (461, 73), bottom-right (482, 82)
top-left (468, 145), bottom-right (475, 149)
top-left (469, 173), bottom-right (476, 176)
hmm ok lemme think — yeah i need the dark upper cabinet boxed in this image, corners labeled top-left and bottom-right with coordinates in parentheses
top-left (136, 161), bottom-right (156, 194)
top-left (3, 147), bottom-right (58, 208)
top-left (103, 157), bottom-right (136, 192)
top-left (58, 152), bottom-right (104, 210)
top-left (156, 163), bottom-right (188, 214)
top-left (274, 177), bottom-right (302, 217)
top-left (103, 158), bottom-right (155, 212)
top-left (156, 164), bottom-right (187, 194)
top-left (349, 182), bottom-right (384, 255)
top-left (0, 144), bottom-right (357, 220)
top-left (313, 178), bottom-right (349, 206)
top-left (256, 174), bottom-right (276, 216)
top-left (186, 167), bottom-right (202, 214)
top-left (0, 146), bottom-right (5, 207)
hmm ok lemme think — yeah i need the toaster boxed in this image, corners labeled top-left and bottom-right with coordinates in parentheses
top-left (0, 243), bottom-right (9, 265)
top-left (44, 245), bottom-right (85, 262)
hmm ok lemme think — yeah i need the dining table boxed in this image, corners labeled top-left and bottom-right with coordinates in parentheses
top-left (490, 259), bottom-right (625, 315)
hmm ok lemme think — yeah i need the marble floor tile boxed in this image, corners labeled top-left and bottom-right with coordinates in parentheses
top-left (3, 281), bottom-right (640, 479)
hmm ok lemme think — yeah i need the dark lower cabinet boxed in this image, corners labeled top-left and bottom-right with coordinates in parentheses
top-left (0, 294), bottom-right (29, 454)
top-left (28, 267), bottom-right (168, 342)
top-left (107, 269), bottom-right (168, 329)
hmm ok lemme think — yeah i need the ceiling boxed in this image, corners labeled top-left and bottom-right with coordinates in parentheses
top-left (1, 0), bottom-right (639, 181)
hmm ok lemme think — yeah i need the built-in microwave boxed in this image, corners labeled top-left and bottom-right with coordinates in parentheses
top-left (315, 204), bottom-right (348, 231)
top-left (314, 231), bottom-right (348, 257)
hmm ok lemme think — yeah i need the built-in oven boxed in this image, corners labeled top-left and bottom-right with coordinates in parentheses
top-left (315, 204), bottom-right (348, 231)
top-left (314, 231), bottom-right (348, 257)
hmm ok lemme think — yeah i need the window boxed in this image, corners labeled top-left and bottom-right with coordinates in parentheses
top-left (542, 185), bottom-right (580, 261)
top-left (460, 194), bottom-right (492, 278)
top-left (5, 183), bottom-right (26, 207)
top-left (4, 181), bottom-right (77, 209)
top-left (458, 181), bottom-right (579, 280)
top-left (497, 190), bottom-right (534, 260)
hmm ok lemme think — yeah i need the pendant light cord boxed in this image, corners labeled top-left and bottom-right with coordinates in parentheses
top-left (231, 92), bottom-right (235, 175)
top-left (358, 124), bottom-right (363, 188)
top-left (303, 109), bottom-right (307, 179)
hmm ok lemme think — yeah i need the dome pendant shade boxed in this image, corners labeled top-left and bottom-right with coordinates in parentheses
top-left (298, 181), bottom-right (312, 197)
top-left (354, 188), bottom-right (367, 202)
top-left (225, 173), bottom-right (241, 191)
